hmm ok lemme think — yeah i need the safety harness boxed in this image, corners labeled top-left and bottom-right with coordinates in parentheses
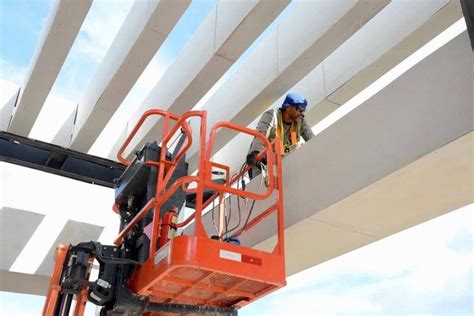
top-left (269, 109), bottom-right (301, 155)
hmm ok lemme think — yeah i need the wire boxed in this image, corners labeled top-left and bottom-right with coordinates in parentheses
top-left (224, 162), bottom-right (248, 235)
top-left (211, 195), bottom-right (219, 238)
top-left (230, 161), bottom-right (266, 238)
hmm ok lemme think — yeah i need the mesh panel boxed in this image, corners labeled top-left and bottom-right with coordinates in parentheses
top-left (184, 287), bottom-right (215, 300)
top-left (235, 279), bottom-right (273, 294)
top-left (151, 279), bottom-right (184, 295)
top-left (170, 267), bottom-right (208, 281)
top-left (147, 255), bottom-right (280, 308)
top-left (204, 272), bottom-right (245, 289)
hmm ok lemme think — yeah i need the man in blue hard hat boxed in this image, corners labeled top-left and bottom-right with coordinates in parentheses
top-left (246, 92), bottom-right (314, 178)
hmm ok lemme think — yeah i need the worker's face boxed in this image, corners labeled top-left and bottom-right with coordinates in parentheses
top-left (289, 105), bottom-right (305, 122)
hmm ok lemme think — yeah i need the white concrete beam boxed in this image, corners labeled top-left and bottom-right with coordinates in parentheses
top-left (263, 132), bottom-right (473, 276)
top-left (191, 0), bottom-right (463, 174)
top-left (0, 270), bottom-right (50, 296)
top-left (306, 0), bottom-right (463, 125)
top-left (51, 105), bottom-right (77, 147)
top-left (68, 0), bottom-right (191, 152)
top-left (186, 0), bottom-right (390, 170)
top-left (7, 0), bottom-right (92, 136)
top-left (115, 0), bottom-right (291, 160)
top-left (191, 31), bottom-right (472, 275)
top-left (0, 87), bottom-right (19, 132)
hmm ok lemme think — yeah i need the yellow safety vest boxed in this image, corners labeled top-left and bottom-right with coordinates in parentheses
top-left (274, 110), bottom-right (301, 155)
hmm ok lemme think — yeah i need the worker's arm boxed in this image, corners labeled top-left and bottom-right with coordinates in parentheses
top-left (248, 110), bottom-right (275, 154)
top-left (300, 118), bottom-right (314, 142)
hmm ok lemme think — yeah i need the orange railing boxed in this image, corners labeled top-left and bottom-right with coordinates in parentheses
top-left (114, 109), bottom-right (284, 259)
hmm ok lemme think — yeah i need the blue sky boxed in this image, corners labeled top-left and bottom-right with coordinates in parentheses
top-left (0, 0), bottom-right (473, 315)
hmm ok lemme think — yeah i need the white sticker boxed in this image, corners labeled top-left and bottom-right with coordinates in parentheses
top-left (154, 244), bottom-right (170, 265)
top-left (97, 278), bottom-right (110, 288)
top-left (90, 292), bottom-right (102, 302)
top-left (219, 250), bottom-right (242, 262)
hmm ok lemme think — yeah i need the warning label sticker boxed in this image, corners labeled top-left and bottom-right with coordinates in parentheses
top-left (219, 249), bottom-right (242, 262)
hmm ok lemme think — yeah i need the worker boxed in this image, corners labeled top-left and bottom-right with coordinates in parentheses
top-left (246, 92), bottom-right (314, 178)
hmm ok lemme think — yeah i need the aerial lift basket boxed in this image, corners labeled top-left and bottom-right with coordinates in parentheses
top-left (43, 109), bottom-right (285, 315)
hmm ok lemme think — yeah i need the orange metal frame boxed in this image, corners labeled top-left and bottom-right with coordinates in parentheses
top-left (44, 109), bottom-right (286, 314)
top-left (43, 245), bottom-right (91, 316)
top-left (116, 109), bottom-right (286, 309)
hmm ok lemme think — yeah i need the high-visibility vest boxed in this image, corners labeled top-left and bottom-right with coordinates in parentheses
top-left (268, 110), bottom-right (301, 155)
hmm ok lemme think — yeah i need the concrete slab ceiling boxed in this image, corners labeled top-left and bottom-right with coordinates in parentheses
top-left (115, 0), bottom-right (291, 160)
top-left (67, 0), bottom-right (191, 152)
top-left (7, 0), bottom-right (92, 137)
top-left (185, 0), bottom-right (390, 171)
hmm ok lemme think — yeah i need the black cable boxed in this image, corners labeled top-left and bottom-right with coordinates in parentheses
top-left (225, 162), bottom-right (250, 236)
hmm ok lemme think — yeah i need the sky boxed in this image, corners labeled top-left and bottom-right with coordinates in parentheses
top-left (0, 0), bottom-right (473, 315)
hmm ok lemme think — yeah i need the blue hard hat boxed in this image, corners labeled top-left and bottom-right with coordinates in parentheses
top-left (281, 92), bottom-right (308, 109)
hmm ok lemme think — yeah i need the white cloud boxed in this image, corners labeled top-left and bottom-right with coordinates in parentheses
top-left (0, 78), bottom-right (20, 107)
top-left (74, 0), bottom-right (134, 63)
top-left (0, 58), bottom-right (27, 85)
top-left (48, 0), bottom-right (134, 102)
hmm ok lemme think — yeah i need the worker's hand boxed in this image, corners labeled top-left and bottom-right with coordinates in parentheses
top-left (246, 151), bottom-right (259, 166)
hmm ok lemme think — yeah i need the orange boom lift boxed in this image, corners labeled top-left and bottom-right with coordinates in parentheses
top-left (43, 109), bottom-right (285, 315)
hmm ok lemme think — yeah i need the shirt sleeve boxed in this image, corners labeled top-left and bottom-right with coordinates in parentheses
top-left (300, 118), bottom-right (314, 142)
top-left (248, 110), bottom-right (275, 154)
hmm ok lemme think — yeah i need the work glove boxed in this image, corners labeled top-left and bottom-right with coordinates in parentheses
top-left (246, 151), bottom-right (267, 166)
top-left (246, 151), bottom-right (259, 166)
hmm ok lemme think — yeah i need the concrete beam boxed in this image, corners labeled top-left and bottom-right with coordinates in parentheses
top-left (51, 105), bottom-right (77, 147)
top-left (7, 0), bottom-right (92, 136)
top-left (186, 0), bottom-right (390, 171)
top-left (0, 87), bottom-right (19, 132)
top-left (192, 0), bottom-right (463, 174)
top-left (307, 0), bottom-right (463, 124)
top-left (190, 31), bottom-right (472, 275)
top-left (68, 0), bottom-right (191, 152)
top-left (261, 132), bottom-right (473, 276)
top-left (0, 270), bottom-right (50, 296)
top-left (114, 0), bottom-right (291, 160)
